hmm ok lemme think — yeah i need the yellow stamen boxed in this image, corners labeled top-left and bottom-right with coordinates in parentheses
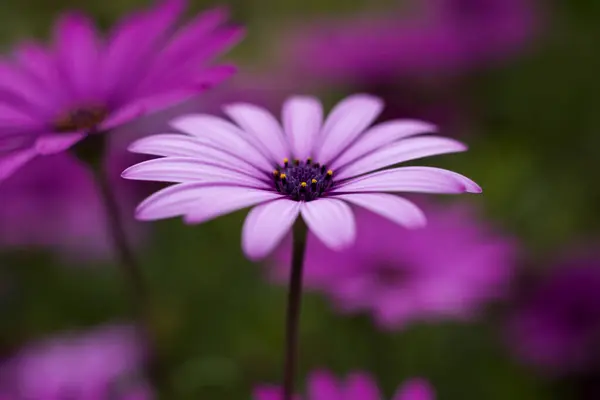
top-left (311, 179), bottom-right (317, 184)
top-left (300, 181), bottom-right (307, 188)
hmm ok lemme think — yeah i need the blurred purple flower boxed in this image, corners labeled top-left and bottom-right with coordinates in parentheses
top-left (123, 94), bottom-right (480, 260)
top-left (0, 139), bottom-right (146, 261)
top-left (508, 255), bottom-right (600, 374)
top-left (0, 324), bottom-right (151, 399)
top-left (253, 370), bottom-right (434, 400)
top-left (272, 203), bottom-right (516, 329)
top-left (0, 0), bottom-right (243, 181)
top-left (284, 0), bottom-right (539, 83)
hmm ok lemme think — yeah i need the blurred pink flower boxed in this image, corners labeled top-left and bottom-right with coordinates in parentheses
top-left (123, 94), bottom-right (480, 260)
top-left (0, 324), bottom-right (150, 399)
top-left (0, 143), bottom-right (146, 261)
top-left (253, 370), bottom-right (434, 400)
top-left (0, 0), bottom-right (243, 181)
top-left (508, 254), bottom-right (600, 374)
top-left (283, 0), bottom-right (539, 83)
top-left (272, 203), bottom-right (516, 329)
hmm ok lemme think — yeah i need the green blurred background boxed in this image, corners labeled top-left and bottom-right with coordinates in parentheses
top-left (1, 0), bottom-right (599, 398)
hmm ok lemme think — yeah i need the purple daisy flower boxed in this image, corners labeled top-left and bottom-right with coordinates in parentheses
top-left (0, 324), bottom-right (150, 399)
top-left (0, 146), bottom-right (145, 261)
top-left (283, 0), bottom-right (539, 83)
top-left (253, 370), bottom-right (434, 400)
top-left (0, 0), bottom-right (243, 180)
top-left (508, 253), bottom-right (600, 374)
top-left (122, 94), bottom-right (481, 260)
top-left (271, 202), bottom-right (516, 329)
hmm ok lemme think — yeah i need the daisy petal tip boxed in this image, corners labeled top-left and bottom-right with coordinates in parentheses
top-left (466, 181), bottom-right (483, 193)
top-left (134, 207), bottom-right (155, 222)
top-left (120, 166), bottom-right (136, 179)
top-left (241, 246), bottom-right (267, 262)
top-left (410, 214), bottom-right (428, 229)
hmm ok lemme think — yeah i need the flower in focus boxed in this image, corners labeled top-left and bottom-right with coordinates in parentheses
top-left (0, 324), bottom-right (150, 399)
top-left (271, 203), bottom-right (515, 329)
top-left (0, 0), bottom-right (243, 180)
top-left (283, 0), bottom-right (539, 83)
top-left (253, 370), bottom-right (435, 400)
top-left (123, 94), bottom-right (481, 260)
top-left (508, 254), bottom-right (600, 374)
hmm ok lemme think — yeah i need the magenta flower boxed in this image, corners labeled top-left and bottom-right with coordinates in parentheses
top-left (253, 370), bottom-right (434, 400)
top-left (123, 94), bottom-right (481, 260)
top-left (508, 253), bottom-right (600, 374)
top-left (0, 325), bottom-right (149, 399)
top-left (0, 147), bottom-right (145, 261)
top-left (283, 0), bottom-right (538, 83)
top-left (271, 202), bottom-right (515, 329)
top-left (0, 0), bottom-right (243, 180)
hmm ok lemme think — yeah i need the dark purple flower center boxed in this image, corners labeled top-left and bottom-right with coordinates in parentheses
top-left (273, 158), bottom-right (334, 201)
top-left (55, 106), bottom-right (108, 133)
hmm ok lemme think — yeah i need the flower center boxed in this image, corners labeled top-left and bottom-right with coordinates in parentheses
top-left (54, 106), bottom-right (108, 133)
top-left (273, 158), bottom-right (334, 201)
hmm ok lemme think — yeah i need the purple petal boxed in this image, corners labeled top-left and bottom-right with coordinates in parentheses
top-left (252, 386), bottom-right (283, 400)
top-left (0, 63), bottom-right (59, 117)
top-left (301, 198), bottom-right (356, 250)
top-left (122, 157), bottom-right (267, 187)
top-left (0, 102), bottom-right (43, 131)
top-left (34, 133), bottom-right (85, 155)
top-left (127, 135), bottom-right (263, 175)
top-left (307, 370), bottom-right (343, 400)
top-left (330, 120), bottom-right (436, 170)
top-left (147, 28), bottom-right (244, 93)
top-left (135, 182), bottom-right (211, 220)
top-left (333, 193), bottom-right (426, 228)
top-left (13, 42), bottom-right (58, 95)
top-left (135, 7), bottom-right (234, 90)
top-left (127, 134), bottom-right (209, 157)
top-left (192, 64), bottom-right (237, 90)
top-left (170, 114), bottom-right (273, 171)
top-left (183, 187), bottom-right (282, 224)
top-left (0, 148), bottom-right (37, 182)
top-left (242, 199), bottom-right (301, 260)
top-left (53, 12), bottom-right (100, 101)
top-left (336, 136), bottom-right (467, 180)
top-left (282, 96), bottom-right (323, 160)
top-left (314, 94), bottom-right (383, 165)
top-left (344, 373), bottom-right (381, 400)
top-left (100, 102), bottom-right (146, 131)
top-left (333, 167), bottom-right (482, 194)
top-left (101, 88), bottom-right (202, 131)
top-left (224, 102), bottom-right (289, 162)
top-left (102, 0), bottom-right (185, 100)
top-left (392, 378), bottom-right (436, 400)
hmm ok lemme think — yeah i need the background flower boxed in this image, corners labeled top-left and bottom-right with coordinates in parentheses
top-left (281, 0), bottom-right (539, 82)
top-left (271, 202), bottom-right (516, 329)
top-left (0, 0), bottom-right (596, 398)
top-left (508, 252), bottom-right (600, 375)
top-left (0, 0), bottom-right (243, 180)
top-left (253, 370), bottom-right (434, 400)
top-left (0, 324), bottom-right (148, 399)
